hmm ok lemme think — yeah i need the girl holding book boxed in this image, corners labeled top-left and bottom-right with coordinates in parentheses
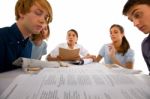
top-left (47, 29), bottom-right (95, 61)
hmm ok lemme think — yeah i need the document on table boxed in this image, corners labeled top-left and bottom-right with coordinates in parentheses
top-left (105, 64), bottom-right (143, 74)
top-left (12, 57), bottom-right (69, 68)
top-left (1, 65), bottom-right (150, 99)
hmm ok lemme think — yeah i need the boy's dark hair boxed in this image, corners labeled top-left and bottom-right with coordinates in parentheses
top-left (123, 0), bottom-right (150, 15)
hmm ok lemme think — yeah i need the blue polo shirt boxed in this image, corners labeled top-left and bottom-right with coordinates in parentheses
top-left (0, 23), bottom-right (32, 73)
top-left (98, 44), bottom-right (134, 66)
top-left (142, 34), bottom-right (150, 74)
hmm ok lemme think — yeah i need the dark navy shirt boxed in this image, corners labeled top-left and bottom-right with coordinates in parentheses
top-left (0, 23), bottom-right (32, 73)
top-left (142, 34), bottom-right (150, 74)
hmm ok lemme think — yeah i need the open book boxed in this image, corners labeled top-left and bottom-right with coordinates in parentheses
top-left (59, 48), bottom-right (80, 61)
top-left (13, 57), bottom-right (61, 69)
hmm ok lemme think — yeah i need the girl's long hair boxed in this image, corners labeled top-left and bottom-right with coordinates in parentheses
top-left (110, 24), bottom-right (130, 55)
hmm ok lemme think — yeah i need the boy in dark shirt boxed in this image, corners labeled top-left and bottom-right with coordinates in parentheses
top-left (122, 0), bottom-right (150, 74)
top-left (0, 0), bottom-right (53, 72)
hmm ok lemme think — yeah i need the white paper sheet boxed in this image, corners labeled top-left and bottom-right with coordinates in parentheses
top-left (106, 64), bottom-right (142, 74)
top-left (13, 57), bottom-right (63, 68)
top-left (1, 63), bottom-right (150, 99)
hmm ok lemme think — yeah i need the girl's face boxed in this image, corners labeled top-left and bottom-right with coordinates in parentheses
top-left (66, 31), bottom-right (78, 45)
top-left (41, 25), bottom-right (49, 39)
top-left (110, 27), bottom-right (124, 43)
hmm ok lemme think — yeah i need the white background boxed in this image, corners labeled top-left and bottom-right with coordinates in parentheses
top-left (0, 0), bottom-right (148, 74)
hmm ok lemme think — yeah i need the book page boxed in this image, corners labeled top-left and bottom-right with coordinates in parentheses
top-left (105, 64), bottom-right (142, 74)
top-left (1, 65), bottom-right (150, 99)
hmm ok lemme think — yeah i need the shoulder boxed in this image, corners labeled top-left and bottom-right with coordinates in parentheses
top-left (37, 41), bottom-right (47, 48)
top-left (125, 48), bottom-right (134, 56)
top-left (0, 23), bottom-right (16, 38)
top-left (0, 26), bottom-right (13, 43)
top-left (42, 40), bottom-right (47, 45)
top-left (75, 44), bottom-right (88, 50)
top-left (0, 26), bottom-right (10, 36)
top-left (57, 43), bottom-right (67, 47)
top-left (127, 48), bottom-right (134, 52)
top-left (103, 43), bottom-right (109, 47)
top-left (101, 43), bottom-right (109, 49)
top-left (142, 34), bottom-right (150, 45)
top-left (75, 43), bottom-right (83, 48)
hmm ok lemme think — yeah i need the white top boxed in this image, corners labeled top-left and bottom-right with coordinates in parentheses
top-left (50, 43), bottom-right (89, 58)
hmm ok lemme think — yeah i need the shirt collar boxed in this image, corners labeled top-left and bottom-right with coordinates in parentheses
top-left (11, 23), bottom-right (28, 41)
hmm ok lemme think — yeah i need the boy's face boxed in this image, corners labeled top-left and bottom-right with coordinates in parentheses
top-left (127, 4), bottom-right (150, 34)
top-left (20, 2), bottom-right (49, 36)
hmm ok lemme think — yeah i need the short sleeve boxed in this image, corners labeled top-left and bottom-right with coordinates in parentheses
top-left (98, 44), bottom-right (107, 57)
top-left (125, 49), bottom-right (135, 63)
top-left (50, 46), bottom-right (59, 57)
top-left (49, 43), bottom-right (66, 57)
top-left (79, 45), bottom-right (89, 57)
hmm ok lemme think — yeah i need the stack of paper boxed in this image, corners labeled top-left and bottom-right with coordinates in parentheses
top-left (1, 65), bottom-right (150, 99)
